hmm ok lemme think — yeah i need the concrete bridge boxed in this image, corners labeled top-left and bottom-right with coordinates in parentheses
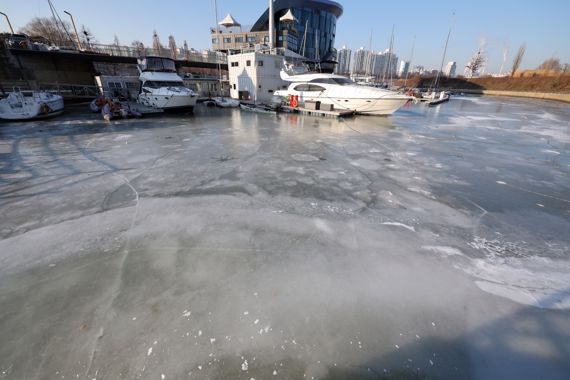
top-left (0, 41), bottom-right (228, 95)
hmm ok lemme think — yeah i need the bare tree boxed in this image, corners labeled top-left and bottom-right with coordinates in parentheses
top-left (538, 57), bottom-right (561, 72)
top-left (131, 40), bottom-right (145, 56)
top-left (168, 35), bottom-right (177, 60)
top-left (19, 17), bottom-right (73, 47)
top-left (465, 50), bottom-right (485, 78)
top-left (510, 43), bottom-right (526, 77)
top-left (80, 25), bottom-right (96, 49)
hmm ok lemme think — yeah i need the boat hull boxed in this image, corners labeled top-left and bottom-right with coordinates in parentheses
top-left (0, 94), bottom-right (64, 120)
top-left (321, 97), bottom-right (410, 116)
top-left (138, 93), bottom-right (197, 112)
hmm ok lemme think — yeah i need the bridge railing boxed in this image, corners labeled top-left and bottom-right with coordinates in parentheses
top-left (38, 83), bottom-right (102, 98)
top-left (73, 43), bottom-right (227, 64)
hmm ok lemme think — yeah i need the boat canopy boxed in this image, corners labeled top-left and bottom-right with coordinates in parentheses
top-left (138, 57), bottom-right (176, 72)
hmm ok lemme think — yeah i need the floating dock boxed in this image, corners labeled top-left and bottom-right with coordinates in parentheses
top-left (281, 106), bottom-right (355, 118)
top-left (124, 101), bottom-right (164, 115)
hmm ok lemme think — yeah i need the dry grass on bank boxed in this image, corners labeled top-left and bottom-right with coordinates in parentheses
top-left (396, 73), bottom-right (570, 93)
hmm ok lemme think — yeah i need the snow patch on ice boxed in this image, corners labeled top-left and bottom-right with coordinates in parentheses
top-left (459, 237), bottom-right (570, 309)
top-left (351, 159), bottom-right (381, 171)
top-left (291, 154), bottom-right (320, 162)
top-left (422, 246), bottom-right (464, 257)
top-left (381, 222), bottom-right (416, 232)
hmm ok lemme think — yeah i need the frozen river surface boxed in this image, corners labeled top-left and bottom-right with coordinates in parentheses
top-left (0, 96), bottom-right (569, 379)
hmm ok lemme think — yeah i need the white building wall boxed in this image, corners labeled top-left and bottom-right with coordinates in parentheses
top-left (228, 51), bottom-right (288, 103)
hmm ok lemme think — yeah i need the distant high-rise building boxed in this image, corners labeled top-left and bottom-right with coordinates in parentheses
top-left (444, 61), bottom-right (457, 77)
top-left (335, 46), bottom-right (352, 75)
top-left (413, 65), bottom-right (425, 75)
top-left (398, 60), bottom-right (410, 78)
top-left (374, 49), bottom-right (398, 80)
top-left (353, 47), bottom-right (371, 75)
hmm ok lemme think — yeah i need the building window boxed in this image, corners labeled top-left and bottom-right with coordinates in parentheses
top-left (212, 38), bottom-right (219, 44)
top-left (230, 61), bottom-right (239, 67)
top-left (257, 60), bottom-right (264, 67)
top-left (223, 37), bottom-right (231, 43)
top-left (246, 60), bottom-right (251, 66)
top-left (235, 37), bottom-right (244, 43)
top-left (233, 84), bottom-right (236, 90)
top-left (247, 36), bottom-right (256, 43)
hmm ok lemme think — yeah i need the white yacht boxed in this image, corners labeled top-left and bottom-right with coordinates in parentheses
top-left (137, 56), bottom-right (197, 112)
top-left (274, 70), bottom-right (411, 116)
top-left (0, 89), bottom-right (64, 120)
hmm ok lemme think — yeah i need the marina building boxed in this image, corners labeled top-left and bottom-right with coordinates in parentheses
top-left (212, 0), bottom-right (343, 63)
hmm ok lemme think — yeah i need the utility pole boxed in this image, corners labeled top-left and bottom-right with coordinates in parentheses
top-left (63, 11), bottom-right (83, 50)
top-left (0, 12), bottom-right (14, 34)
top-left (213, 0), bottom-right (222, 96)
top-left (268, 0), bottom-right (274, 50)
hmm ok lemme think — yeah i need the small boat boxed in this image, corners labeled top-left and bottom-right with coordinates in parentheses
top-left (212, 97), bottom-right (240, 108)
top-left (426, 91), bottom-right (451, 106)
top-left (239, 103), bottom-right (277, 114)
top-left (89, 96), bottom-right (106, 112)
top-left (0, 89), bottom-right (64, 120)
top-left (101, 100), bottom-right (142, 121)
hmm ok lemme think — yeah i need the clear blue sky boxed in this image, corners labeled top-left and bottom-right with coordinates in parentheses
top-left (1, 0), bottom-right (569, 73)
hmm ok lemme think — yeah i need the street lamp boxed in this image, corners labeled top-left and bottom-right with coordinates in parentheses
top-left (0, 11), bottom-right (15, 34)
top-left (63, 10), bottom-right (82, 51)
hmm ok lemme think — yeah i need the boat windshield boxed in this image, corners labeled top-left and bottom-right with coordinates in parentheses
top-left (140, 57), bottom-right (176, 72)
top-left (309, 77), bottom-right (354, 86)
top-left (143, 81), bottom-right (186, 89)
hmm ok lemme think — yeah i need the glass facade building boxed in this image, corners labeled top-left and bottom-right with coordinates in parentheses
top-left (250, 0), bottom-right (343, 62)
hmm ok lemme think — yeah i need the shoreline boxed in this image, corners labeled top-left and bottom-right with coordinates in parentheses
top-left (457, 89), bottom-right (570, 104)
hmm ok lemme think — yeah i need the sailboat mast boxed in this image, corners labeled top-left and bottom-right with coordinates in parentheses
top-left (382, 25), bottom-right (394, 84)
top-left (298, 20), bottom-right (308, 57)
top-left (365, 29), bottom-right (372, 81)
top-left (434, 15), bottom-right (454, 89)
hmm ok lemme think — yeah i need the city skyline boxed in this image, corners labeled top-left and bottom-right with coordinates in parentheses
top-left (1, 0), bottom-right (569, 73)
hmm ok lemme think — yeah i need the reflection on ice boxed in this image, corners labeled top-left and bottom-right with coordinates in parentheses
top-left (0, 97), bottom-right (569, 379)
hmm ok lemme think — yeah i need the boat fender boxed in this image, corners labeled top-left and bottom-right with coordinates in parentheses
top-left (290, 95), bottom-right (298, 108)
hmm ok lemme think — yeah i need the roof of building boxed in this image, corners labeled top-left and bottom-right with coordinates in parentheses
top-left (251, 0), bottom-right (343, 32)
top-left (219, 13), bottom-right (241, 28)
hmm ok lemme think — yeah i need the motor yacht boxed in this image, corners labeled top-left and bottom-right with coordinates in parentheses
top-left (137, 56), bottom-right (197, 112)
top-left (274, 71), bottom-right (411, 116)
top-left (0, 89), bottom-right (64, 120)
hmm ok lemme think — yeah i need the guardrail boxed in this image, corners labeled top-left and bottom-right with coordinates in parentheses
top-left (38, 83), bottom-right (101, 98)
top-left (2, 38), bottom-right (227, 65)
